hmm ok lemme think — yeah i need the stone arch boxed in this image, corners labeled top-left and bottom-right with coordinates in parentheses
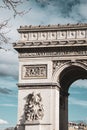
top-left (52, 61), bottom-right (87, 87)
top-left (59, 65), bottom-right (87, 91)
top-left (14, 24), bottom-right (87, 130)
top-left (52, 61), bottom-right (87, 130)
top-left (53, 61), bottom-right (87, 130)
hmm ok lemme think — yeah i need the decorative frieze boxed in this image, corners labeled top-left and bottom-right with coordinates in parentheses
top-left (14, 39), bottom-right (87, 49)
top-left (19, 48), bottom-right (87, 58)
top-left (22, 65), bottom-right (47, 79)
top-left (24, 92), bottom-right (44, 122)
top-left (20, 30), bottom-right (87, 42)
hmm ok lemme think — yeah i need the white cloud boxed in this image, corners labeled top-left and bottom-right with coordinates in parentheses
top-left (70, 91), bottom-right (81, 95)
top-left (0, 50), bottom-right (18, 79)
top-left (69, 97), bottom-right (87, 107)
top-left (0, 119), bottom-right (8, 125)
top-left (71, 80), bottom-right (87, 89)
top-left (0, 104), bottom-right (17, 107)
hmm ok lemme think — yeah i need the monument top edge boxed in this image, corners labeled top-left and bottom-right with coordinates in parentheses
top-left (18, 23), bottom-right (87, 32)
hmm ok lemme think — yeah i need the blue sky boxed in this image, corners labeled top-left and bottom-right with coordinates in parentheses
top-left (0, 0), bottom-right (87, 129)
top-left (69, 80), bottom-right (87, 122)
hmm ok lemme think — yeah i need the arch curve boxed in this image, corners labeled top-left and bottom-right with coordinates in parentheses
top-left (52, 61), bottom-right (87, 90)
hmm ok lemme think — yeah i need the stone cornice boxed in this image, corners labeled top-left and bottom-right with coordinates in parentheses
top-left (13, 39), bottom-right (87, 49)
top-left (14, 23), bottom-right (87, 51)
top-left (18, 23), bottom-right (87, 32)
top-left (17, 83), bottom-right (60, 90)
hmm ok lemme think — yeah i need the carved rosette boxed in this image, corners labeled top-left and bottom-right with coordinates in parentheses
top-left (24, 92), bottom-right (44, 122)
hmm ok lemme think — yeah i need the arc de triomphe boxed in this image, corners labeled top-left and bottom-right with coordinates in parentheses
top-left (14, 24), bottom-right (87, 130)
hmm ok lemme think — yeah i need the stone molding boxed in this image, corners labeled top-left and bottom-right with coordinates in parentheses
top-left (20, 31), bottom-right (86, 41)
top-left (22, 64), bottom-right (47, 79)
top-left (14, 40), bottom-right (87, 49)
top-left (18, 23), bottom-right (87, 31)
top-left (52, 60), bottom-right (87, 76)
top-left (76, 60), bottom-right (87, 66)
top-left (18, 46), bottom-right (87, 58)
top-left (13, 24), bottom-right (87, 49)
top-left (17, 83), bottom-right (60, 90)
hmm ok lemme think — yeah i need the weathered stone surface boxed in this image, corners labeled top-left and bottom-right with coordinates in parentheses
top-left (14, 24), bottom-right (87, 130)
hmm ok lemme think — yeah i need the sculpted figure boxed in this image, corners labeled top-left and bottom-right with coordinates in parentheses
top-left (24, 92), bottom-right (44, 122)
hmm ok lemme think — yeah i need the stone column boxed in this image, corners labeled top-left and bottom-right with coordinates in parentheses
top-left (16, 85), bottom-right (60, 130)
top-left (15, 56), bottom-right (60, 130)
top-left (60, 90), bottom-right (69, 130)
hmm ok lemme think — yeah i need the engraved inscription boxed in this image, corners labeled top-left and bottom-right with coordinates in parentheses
top-left (22, 65), bottom-right (47, 79)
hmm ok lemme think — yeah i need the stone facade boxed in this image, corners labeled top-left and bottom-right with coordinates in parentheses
top-left (68, 122), bottom-right (87, 130)
top-left (14, 23), bottom-right (87, 130)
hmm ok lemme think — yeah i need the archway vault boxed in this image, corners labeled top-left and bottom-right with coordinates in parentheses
top-left (52, 61), bottom-right (87, 90)
top-left (56, 61), bottom-right (87, 130)
top-left (59, 65), bottom-right (87, 91)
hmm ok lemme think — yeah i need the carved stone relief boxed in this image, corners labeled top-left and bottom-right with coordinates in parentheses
top-left (77, 30), bottom-right (86, 38)
top-left (24, 92), bottom-right (44, 122)
top-left (22, 65), bottom-right (47, 79)
top-left (53, 60), bottom-right (70, 74)
top-left (20, 30), bottom-right (87, 42)
top-left (15, 39), bottom-right (87, 50)
top-left (76, 60), bottom-right (87, 66)
top-left (19, 46), bottom-right (87, 58)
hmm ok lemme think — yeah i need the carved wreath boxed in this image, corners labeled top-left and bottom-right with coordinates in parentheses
top-left (24, 92), bottom-right (44, 122)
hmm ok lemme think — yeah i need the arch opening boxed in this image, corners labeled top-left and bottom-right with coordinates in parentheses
top-left (69, 79), bottom-right (87, 123)
top-left (59, 65), bottom-right (87, 92)
top-left (59, 65), bottom-right (87, 130)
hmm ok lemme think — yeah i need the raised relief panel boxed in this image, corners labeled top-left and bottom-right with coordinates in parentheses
top-left (22, 65), bottom-right (47, 79)
top-left (67, 31), bottom-right (76, 39)
top-left (57, 31), bottom-right (66, 39)
top-left (24, 92), bottom-right (44, 122)
top-left (29, 33), bottom-right (38, 41)
top-left (38, 32), bottom-right (47, 40)
top-left (53, 60), bottom-right (70, 74)
top-left (48, 32), bottom-right (57, 40)
top-left (21, 33), bottom-right (29, 41)
top-left (77, 30), bottom-right (86, 38)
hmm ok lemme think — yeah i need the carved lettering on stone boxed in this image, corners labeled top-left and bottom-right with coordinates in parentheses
top-left (22, 65), bottom-right (47, 79)
top-left (24, 92), bottom-right (44, 122)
